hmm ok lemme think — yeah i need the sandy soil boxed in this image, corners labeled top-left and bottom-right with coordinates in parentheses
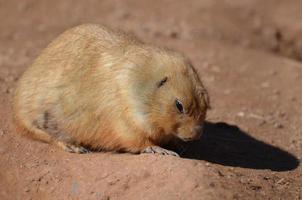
top-left (0, 0), bottom-right (302, 199)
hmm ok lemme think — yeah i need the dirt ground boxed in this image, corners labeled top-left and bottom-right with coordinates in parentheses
top-left (0, 0), bottom-right (302, 199)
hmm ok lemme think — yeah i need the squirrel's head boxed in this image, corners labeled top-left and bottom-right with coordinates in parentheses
top-left (127, 47), bottom-right (210, 142)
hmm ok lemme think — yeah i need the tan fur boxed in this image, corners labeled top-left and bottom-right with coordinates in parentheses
top-left (13, 24), bottom-right (209, 154)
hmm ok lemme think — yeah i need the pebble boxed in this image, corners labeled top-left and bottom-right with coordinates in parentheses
top-left (276, 178), bottom-right (285, 185)
top-left (0, 129), bottom-right (4, 136)
top-left (217, 170), bottom-right (224, 177)
top-left (250, 185), bottom-right (262, 191)
top-left (237, 112), bottom-right (245, 117)
top-left (273, 89), bottom-right (280, 95)
top-left (224, 89), bottom-right (231, 95)
top-left (269, 70), bottom-right (277, 76)
top-left (168, 31), bottom-right (179, 38)
top-left (261, 82), bottom-right (270, 88)
top-left (258, 120), bottom-right (266, 126)
top-left (273, 122), bottom-right (284, 129)
top-left (290, 97), bottom-right (296, 102)
top-left (6, 88), bottom-right (13, 94)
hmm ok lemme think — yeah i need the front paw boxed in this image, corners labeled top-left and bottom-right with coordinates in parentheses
top-left (56, 141), bottom-right (91, 154)
top-left (142, 146), bottom-right (179, 157)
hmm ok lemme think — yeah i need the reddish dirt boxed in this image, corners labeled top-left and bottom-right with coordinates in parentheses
top-left (0, 0), bottom-right (302, 199)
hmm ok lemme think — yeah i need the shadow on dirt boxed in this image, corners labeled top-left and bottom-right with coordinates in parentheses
top-left (177, 122), bottom-right (299, 171)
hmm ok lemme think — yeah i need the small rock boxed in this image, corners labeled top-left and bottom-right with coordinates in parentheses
top-left (71, 181), bottom-right (78, 196)
top-left (273, 89), bottom-right (280, 95)
top-left (232, 193), bottom-right (240, 200)
top-left (239, 178), bottom-right (246, 184)
top-left (168, 31), bottom-right (179, 38)
top-left (261, 82), bottom-right (270, 88)
top-left (258, 120), bottom-right (266, 126)
top-left (224, 89), bottom-right (231, 95)
top-left (212, 66), bottom-right (221, 73)
top-left (273, 122), bottom-right (283, 129)
top-left (217, 170), bottom-right (224, 177)
top-left (276, 178), bottom-right (285, 185)
top-left (290, 97), bottom-right (296, 102)
top-left (269, 70), bottom-right (277, 76)
top-left (250, 185), bottom-right (262, 191)
top-left (237, 112), bottom-right (245, 117)
top-left (277, 111), bottom-right (286, 118)
top-left (6, 88), bottom-right (13, 94)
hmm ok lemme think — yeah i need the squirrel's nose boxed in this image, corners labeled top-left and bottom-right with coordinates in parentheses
top-left (190, 125), bottom-right (203, 140)
top-left (194, 125), bottom-right (203, 134)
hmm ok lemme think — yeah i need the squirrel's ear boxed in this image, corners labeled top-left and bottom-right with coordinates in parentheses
top-left (202, 90), bottom-right (211, 109)
top-left (157, 76), bottom-right (168, 88)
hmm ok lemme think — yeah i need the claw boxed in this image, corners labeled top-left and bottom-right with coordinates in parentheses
top-left (56, 141), bottom-right (91, 154)
top-left (67, 145), bottom-right (90, 154)
top-left (142, 146), bottom-right (180, 157)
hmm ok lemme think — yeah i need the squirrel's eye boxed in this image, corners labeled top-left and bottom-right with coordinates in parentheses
top-left (157, 76), bottom-right (168, 88)
top-left (175, 99), bottom-right (184, 114)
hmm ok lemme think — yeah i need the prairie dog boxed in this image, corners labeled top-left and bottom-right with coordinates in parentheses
top-left (13, 24), bottom-right (210, 156)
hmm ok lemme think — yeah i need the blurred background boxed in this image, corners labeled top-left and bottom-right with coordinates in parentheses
top-left (1, 1), bottom-right (302, 200)
top-left (1, 0), bottom-right (302, 61)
